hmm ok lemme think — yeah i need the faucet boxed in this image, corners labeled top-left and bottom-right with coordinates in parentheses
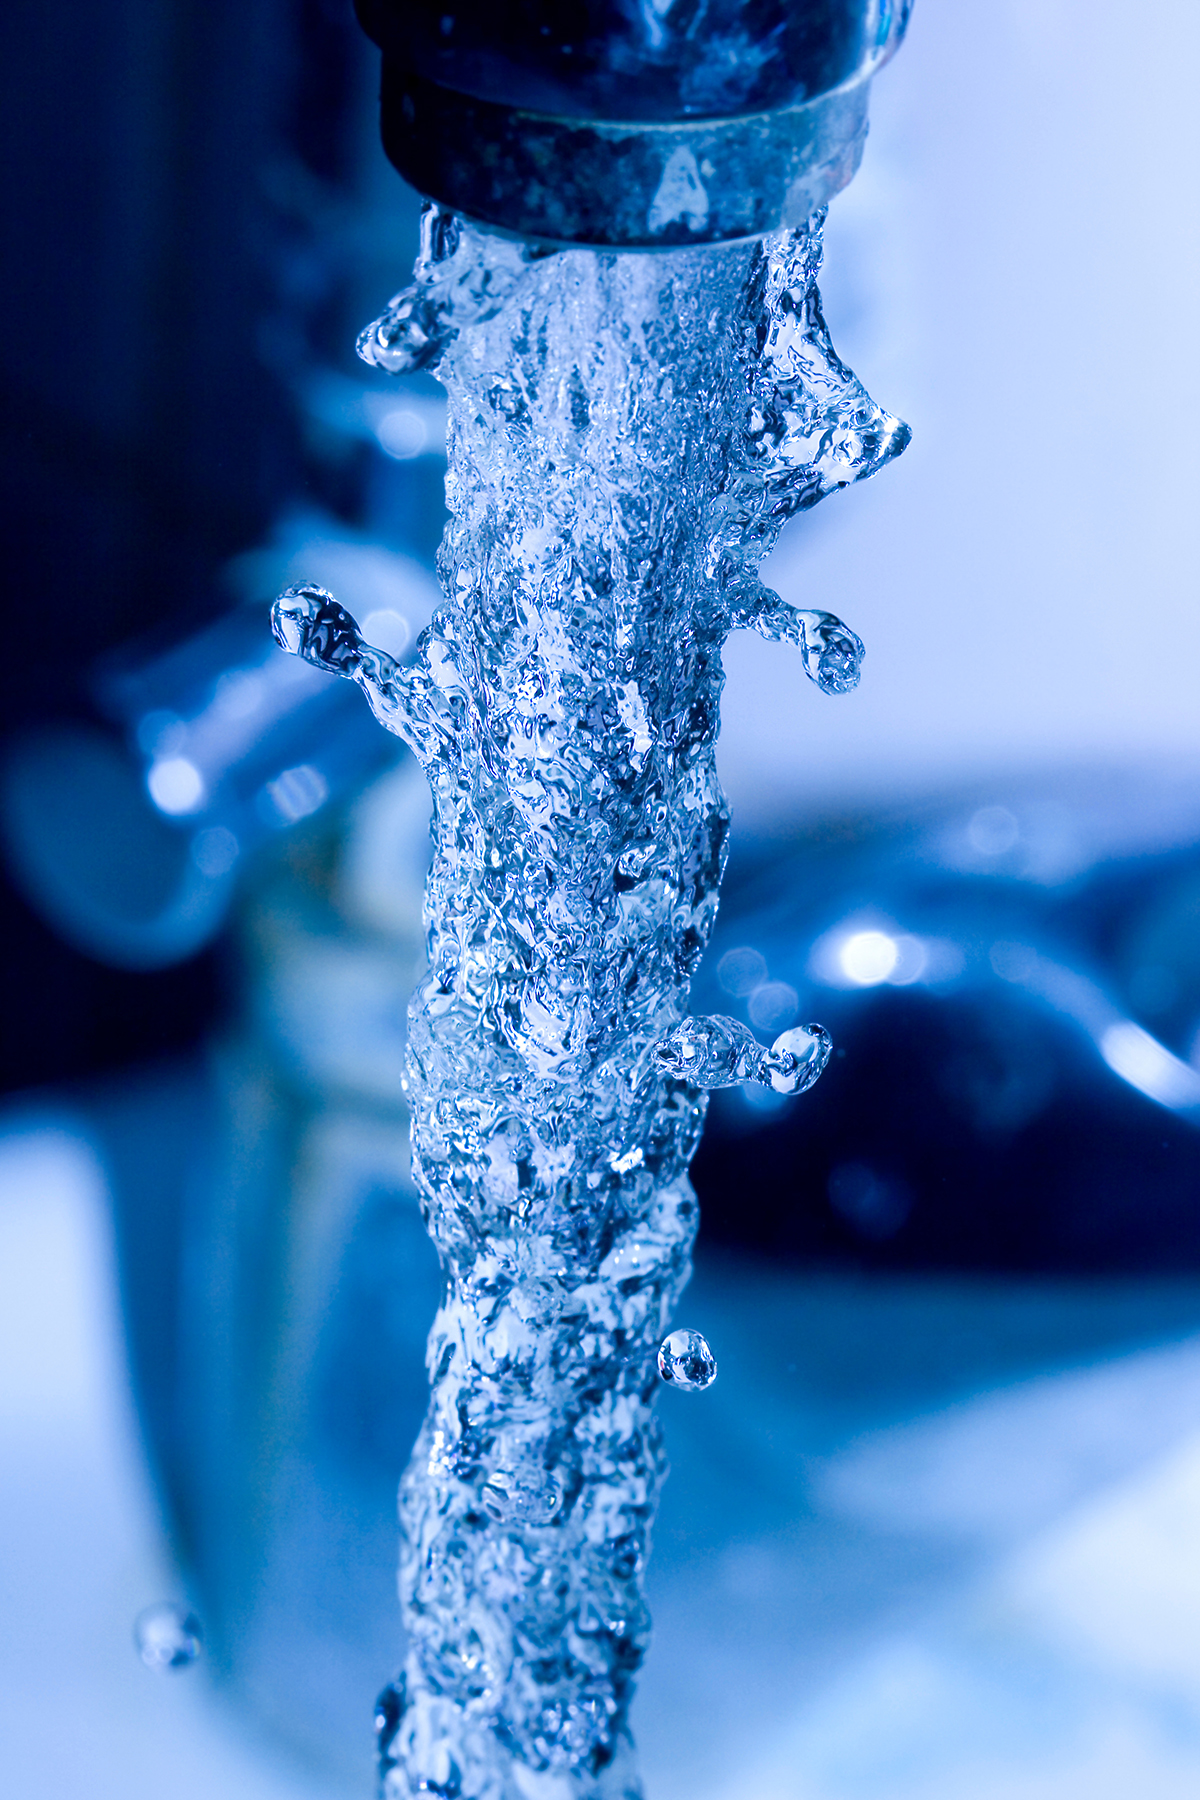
top-left (356, 0), bottom-right (910, 246)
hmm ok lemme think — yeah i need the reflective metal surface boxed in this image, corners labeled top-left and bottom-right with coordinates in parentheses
top-left (357, 1), bottom-right (911, 244)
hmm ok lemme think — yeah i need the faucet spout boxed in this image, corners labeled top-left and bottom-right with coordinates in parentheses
top-left (355, 1), bottom-right (912, 246)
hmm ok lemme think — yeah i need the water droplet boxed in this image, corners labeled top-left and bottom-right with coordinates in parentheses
top-left (739, 593), bottom-right (865, 694)
top-left (798, 610), bottom-right (865, 695)
top-left (356, 203), bottom-right (539, 378)
top-left (133, 1602), bottom-right (203, 1671)
top-left (658, 1328), bottom-right (717, 1391)
top-left (271, 584), bottom-right (362, 671)
top-left (761, 1023), bottom-right (833, 1095)
top-left (357, 288), bottom-right (449, 376)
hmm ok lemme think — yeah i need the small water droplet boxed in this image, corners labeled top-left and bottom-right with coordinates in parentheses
top-left (133, 1602), bottom-right (203, 1671)
top-left (761, 1023), bottom-right (832, 1095)
top-left (800, 610), bottom-right (865, 695)
top-left (356, 288), bottom-right (448, 376)
top-left (657, 1328), bottom-right (717, 1391)
top-left (271, 584), bottom-right (362, 671)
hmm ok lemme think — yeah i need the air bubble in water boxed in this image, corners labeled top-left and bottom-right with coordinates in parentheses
top-left (482, 1468), bottom-right (563, 1525)
top-left (658, 1328), bottom-right (717, 1391)
top-left (133, 1602), bottom-right (203, 1670)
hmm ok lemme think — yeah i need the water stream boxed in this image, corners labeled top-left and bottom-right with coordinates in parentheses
top-left (272, 203), bottom-right (908, 1800)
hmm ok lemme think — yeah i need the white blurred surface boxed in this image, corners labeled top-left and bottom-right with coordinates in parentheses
top-left (9, 1117), bottom-right (1200, 1797)
top-left (0, 1123), bottom-right (349, 1800)
top-left (639, 1262), bottom-right (1200, 1800)
top-left (719, 0), bottom-right (1200, 827)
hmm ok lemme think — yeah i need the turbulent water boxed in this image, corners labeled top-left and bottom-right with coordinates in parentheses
top-left (273, 203), bottom-right (908, 1800)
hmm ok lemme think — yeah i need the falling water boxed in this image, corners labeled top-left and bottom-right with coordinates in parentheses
top-left (272, 202), bottom-right (908, 1800)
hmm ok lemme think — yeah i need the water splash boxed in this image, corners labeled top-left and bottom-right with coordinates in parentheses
top-left (275, 202), bottom-right (907, 1800)
top-left (657, 1328), bottom-right (717, 1391)
top-left (739, 595), bottom-right (866, 694)
top-left (653, 1013), bottom-right (831, 1095)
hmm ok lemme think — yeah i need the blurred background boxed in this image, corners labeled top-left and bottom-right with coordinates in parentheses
top-left (3, 2), bottom-right (1200, 1796)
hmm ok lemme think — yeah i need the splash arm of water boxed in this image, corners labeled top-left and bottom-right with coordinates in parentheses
top-left (733, 584), bottom-right (866, 695)
top-left (272, 584), bottom-right (458, 763)
top-left (653, 1012), bottom-right (832, 1095)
